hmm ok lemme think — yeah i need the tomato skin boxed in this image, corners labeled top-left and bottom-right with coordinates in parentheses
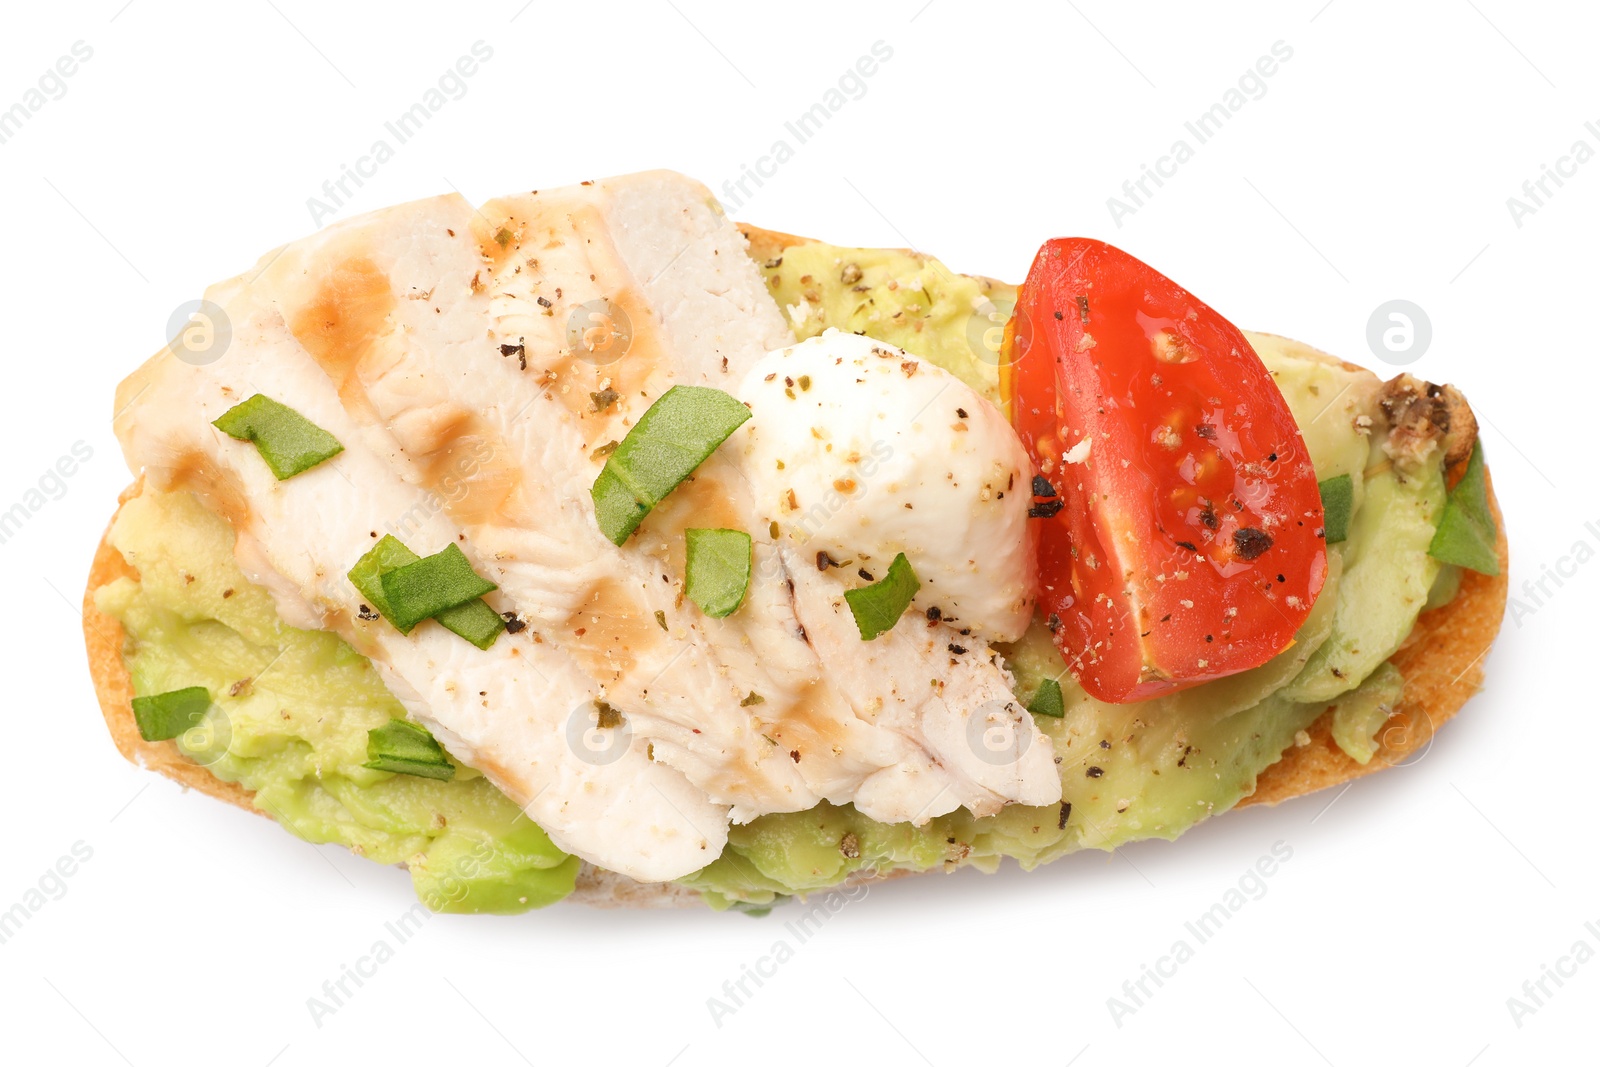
top-left (1007, 238), bottom-right (1326, 703)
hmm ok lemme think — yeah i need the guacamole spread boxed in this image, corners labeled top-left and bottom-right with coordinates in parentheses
top-left (96, 490), bottom-right (578, 913)
top-left (98, 242), bottom-right (1454, 911)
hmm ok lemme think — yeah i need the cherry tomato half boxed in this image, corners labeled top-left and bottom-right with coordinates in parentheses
top-left (1006, 238), bottom-right (1327, 703)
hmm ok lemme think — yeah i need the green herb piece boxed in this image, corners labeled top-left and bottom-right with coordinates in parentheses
top-left (685, 528), bottom-right (752, 618)
top-left (590, 386), bottom-right (752, 544)
top-left (844, 553), bottom-right (920, 640)
top-left (130, 686), bottom-right (212, 742)
top-left (1027, 677), bottom-right (1065, 718)
top-left (1318, 474), bottom-right (1354, 544)
top-left (364, 719), bottom-right (456, 781)
top-left (434, 599), bottom-right (506, 650)
top-left (350, 536), bottom-right (502, 647)
top-left (212, 394), bottom-right (344, 480)
top-left (379, 543), bottom-right (498, 632)
top-left (349, 535), bottom-right (422, 631)
top-left (1429, 439), bottom-right (1500, 575)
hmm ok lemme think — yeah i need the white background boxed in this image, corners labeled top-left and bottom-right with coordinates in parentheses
top-left (1, 2), bottom-right (1593, 1064)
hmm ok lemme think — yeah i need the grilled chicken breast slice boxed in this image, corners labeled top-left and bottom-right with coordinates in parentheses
top-left (113, 171), bottom-right (1063, 880)
top-left (114, 277), bottom-right (727, 882)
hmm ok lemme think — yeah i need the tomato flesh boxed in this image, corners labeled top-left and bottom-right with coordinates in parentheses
top-left (1007, 238), bottom-right (1327, 703)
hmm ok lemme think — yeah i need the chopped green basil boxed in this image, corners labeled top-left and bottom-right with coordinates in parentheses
top-left (844, 553), bottom-right (920, 640)
top-left (130, 686), bottom-right (212, 742)
top-left (378, 543), bottom-right (498, 633)
top-left (349, 536), bottom-right (503, 647)
top-left (212, 394), bottom-right (343, 480)
top-left (349, 535), bottom-right (421, 632)
top-left (1318, 474), bottom-right (1354, 544)
top-left (590, 386), bottom-right (751, 544)
top-left (685, 528), bottom-right (752, 618)
top-left (1027, 677), bottom-right (1065, 718)
top-left (433, 598), bottom-right (507, 650)
top-left (1428, 440), bottom-right (1499, 576)
top-left (364, 719), bottom-right (456, 781)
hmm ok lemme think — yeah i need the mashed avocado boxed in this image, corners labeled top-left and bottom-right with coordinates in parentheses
top-left (682, 247), bottom-right (1452, 906)
top-left (96, 491), bottom-right (578, 913)
top-left (101, 241), bottom-right (1453, 911)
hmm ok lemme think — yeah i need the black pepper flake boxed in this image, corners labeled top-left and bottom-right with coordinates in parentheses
top-left (1199, 503), bottom-right (1220, 531)
top-left (1205, 634), bottom-right (1214, 642)
top-left (926, 605), bottom-right (942, 622)
top-left (501, 611), bottom-right (527, 634)
top-left (858, 568), bottom-right (874, 582)
top-left (1176, 540), bottom-right (1197, 551)
top-left (1032, 475), bottom-right (1057, 498)
top-left (956, 407), bottom-right (968, 419)
top-left (536, 295), bottom-right (553, 308)
top-left (1276, 573), bottom-right (1287, 583)
top-left (817, 550), bottom-right (840, 571)
top-left (1029, 499), bottom-right (1065, 519)
top-left (1099, 739), bottom-right (1111, 749)
top-left (1054, 310), bottom-right (1064, 321)
top-left (1047, 613), bottom-right (1062, 633)
top-left (1233, 527), bottom-right (1274, 560)
top-left (1086, 766), bottom-right (1104, 778)
top-left (1268, 452), bottom-right (1279, 462)
top-left (947, 643), bottom-right (968, 656)
top-left (1196, 424), bottom-right (1217, 440)
top-left (357, 604), bottom-right (379, 621)
top-left (1057, 801), bottom-right (1072, 830)
top-left (500, 342), bottom-right (526, 370)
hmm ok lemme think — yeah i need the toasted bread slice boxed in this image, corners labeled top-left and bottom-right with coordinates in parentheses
top-left (83, 227), bottom-right (1509, 907)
